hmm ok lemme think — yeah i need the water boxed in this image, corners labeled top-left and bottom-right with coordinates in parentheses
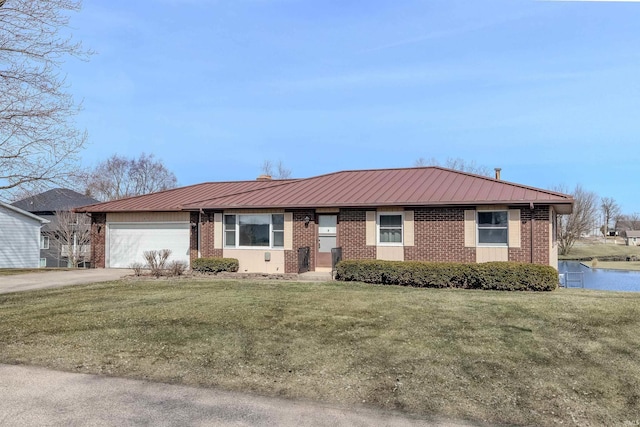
top-left (558, 261), bottom-right (640, 292)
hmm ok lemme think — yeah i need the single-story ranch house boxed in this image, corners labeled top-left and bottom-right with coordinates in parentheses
top-left (75, 167), bottom-right (574, 273)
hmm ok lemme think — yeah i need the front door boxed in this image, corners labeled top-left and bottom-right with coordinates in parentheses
top-left (317, 215), bottom-right (337, 268)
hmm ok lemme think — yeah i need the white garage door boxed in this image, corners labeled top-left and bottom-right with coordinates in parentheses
top-left (108, 222), bottom-right (190, 268)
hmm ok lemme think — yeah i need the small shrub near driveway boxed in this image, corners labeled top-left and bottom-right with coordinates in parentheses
top-left (192, 257), bottom-right (239, 273)
top-left (336, 260), bottom-right (558, 291)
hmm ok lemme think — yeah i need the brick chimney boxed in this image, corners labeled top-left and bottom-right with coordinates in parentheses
top-left (494, 168), bottom-right (501, 180)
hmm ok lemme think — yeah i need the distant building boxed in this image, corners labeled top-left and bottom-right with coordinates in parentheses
top-left (12, 189), bottom-right (99, 267)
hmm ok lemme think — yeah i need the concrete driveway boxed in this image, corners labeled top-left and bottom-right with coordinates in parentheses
top-left (0, 269), bottom-right (130, 294)
top-left (0, 364), bottom-right (474, 427)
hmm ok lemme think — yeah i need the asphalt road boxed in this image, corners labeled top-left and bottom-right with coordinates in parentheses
top-left (0, 269), bottom-right (131, 294)
top-left (0, 364), bottom-right (477, 427)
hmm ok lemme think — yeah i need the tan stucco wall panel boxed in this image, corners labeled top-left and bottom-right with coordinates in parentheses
top-left (508, 209), bottom-right (521, 248)
top-left (464, 210), bottom-right (476, 247)
top-left (476, 247), bottom-right (509, 263)
top-left (376, 246), bottom-right (404, 261)
top-left (365, 211), bottom-right (375, 246)
top-left (224, 249), bottom-right (285, 274)
top-left (214, 213), bottom-right (223, 249)
top-left (404, 210), bottom-right (414, 247)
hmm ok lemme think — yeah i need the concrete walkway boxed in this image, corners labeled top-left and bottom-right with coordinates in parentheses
top-left (0, 364), bottom-right (476, 427)
top-left (0, 269), bottom-right (131, 294)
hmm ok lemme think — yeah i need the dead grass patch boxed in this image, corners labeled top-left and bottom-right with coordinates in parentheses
top-left (1, 280), bottom-right (639, 426)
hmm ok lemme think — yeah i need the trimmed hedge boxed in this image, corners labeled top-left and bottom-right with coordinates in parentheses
top-left (192, 257), bottom-right (239, 273)
top-left (335, 260), bottom-right (558, 291)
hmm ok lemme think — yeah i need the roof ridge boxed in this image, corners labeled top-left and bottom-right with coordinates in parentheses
top-left (180, 178), bottom-right (306, 208)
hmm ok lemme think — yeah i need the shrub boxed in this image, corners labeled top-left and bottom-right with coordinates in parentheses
top-left (167, 260), bottom-right (187, 276)
top-left (192, 257), bottom-right (239, 273)
top-left (335, 260), bottom-right (558, 291)
top-left (143, 249), bottom-right (172, 278)
top-left (130, 262), bottom-right (144, 276)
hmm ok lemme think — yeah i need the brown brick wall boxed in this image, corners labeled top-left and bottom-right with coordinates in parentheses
top-left (284, 210), bottom-right (316, 273)
top-left (405, 207), bottom-right (476, 262)
top-left (338, 209), bottom-right (376, 261)
top-left (90, 213), bottom-right (106, 268)
top-left (508, 206), bottom-right (550, 265)
top-left (199, 211), bottom-right (223, 258)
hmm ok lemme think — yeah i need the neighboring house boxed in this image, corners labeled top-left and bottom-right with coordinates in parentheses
top-left (12, 189), bottom-right (99, 267)
top-left (621, 230), bottom-right (640, 246)
top-left (0, 202), bottom-right (49, 268)
top-left (75, 167), bottom-right (574, 272)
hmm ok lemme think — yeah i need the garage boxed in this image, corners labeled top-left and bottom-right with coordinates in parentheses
top-left (107, 222), bottom-right (190, 268)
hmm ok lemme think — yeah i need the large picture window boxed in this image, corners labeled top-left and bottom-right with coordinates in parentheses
top-left (224, 214), bottom-right (284, 248)
top-left (477, 211), bottom-right (508, 245)
top-left (378, 213), bottom-right (403, 245)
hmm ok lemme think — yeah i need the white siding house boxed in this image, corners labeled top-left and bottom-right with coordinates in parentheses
top-left (0, 202), bottom-right (49, 268)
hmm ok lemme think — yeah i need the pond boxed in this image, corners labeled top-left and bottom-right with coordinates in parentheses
top-left (558, 261), bottom-right (640, 292)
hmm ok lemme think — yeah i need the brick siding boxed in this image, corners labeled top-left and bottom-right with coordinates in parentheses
top-left (284, 210), bottom-right (316, 273)
top-left (405, 207), bottom-right (476, 262)
top-left (508, 206), bottom-right (550, 265)
top-left (338, 209), bottom-right (376, 261)
top-left (199, 211), bottom-right (223, 259)
top-left (90, 213), bottom-right (106, 268)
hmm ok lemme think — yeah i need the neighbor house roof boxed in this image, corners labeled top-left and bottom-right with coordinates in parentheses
top-left (0, 201), bottom-right (49, 224)
top-left (76, 167), bottom-right (574, 214)
top-left (623, 230), bottom-right (640, 238)
top-left (12, 188), bottom-right (99, 213)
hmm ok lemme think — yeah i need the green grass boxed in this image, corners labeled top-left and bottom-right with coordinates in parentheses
top-left (560, 240), bottom-right (640, 260)
top-left (1, 279), bottom-right (639, 426)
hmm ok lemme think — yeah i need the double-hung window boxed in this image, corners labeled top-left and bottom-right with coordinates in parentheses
top-left (477, 211), bottom-right (508, 245)
top-left (40, 235), bottom-right (49, 250)
top-left (378, 213), bottom-right (403, 245)
top-left (224, 214), bottom-right (285, 248)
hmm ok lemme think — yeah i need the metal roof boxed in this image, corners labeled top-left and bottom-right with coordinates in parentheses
top-left (182, 167), bottom-right (573, 213)
top-left (74, 180), bottom-right (290, 213)
top-left (76, 167), bottom-right (574, 214)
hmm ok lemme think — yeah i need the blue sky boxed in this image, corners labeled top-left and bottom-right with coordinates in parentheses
top-left (64, 0), bottom-right (640, 213)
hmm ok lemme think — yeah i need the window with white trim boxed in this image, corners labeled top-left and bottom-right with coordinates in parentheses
top-left (40, 235), bottom-right (49, 250)
top-left (224, 214), bottom-right (285, 248)
top-left (377, 213), bottom-right (403, 245)
top-left (40, 258), bottom-right (47, 268)
top-left (477, 211), bottom-right (508, 245)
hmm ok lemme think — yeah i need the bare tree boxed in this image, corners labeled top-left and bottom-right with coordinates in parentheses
top-left (260, 159), bottom-right (291, 179)
top-left (556, 184), bottom-right (599, 255)
top-left (601, 197), bottom-right (621, 241)
top-left (0, 0), bottom-right (90, 197)
top-left (51, 210), bottom-right (91, 267)
top-left (413, 157), bottom-right (492, 177)
top-left (617, 213), bottom-right (640, 231)
top-left (85, 153), bottom-right (178, 201)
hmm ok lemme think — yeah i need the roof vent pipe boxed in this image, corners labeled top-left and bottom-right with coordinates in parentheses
top-left (494, 168), bottom-right (501, 180)
top-left (256, 174), bottom-right (272, 181)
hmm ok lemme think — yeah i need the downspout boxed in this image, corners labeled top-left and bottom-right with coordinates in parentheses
top-left (530, 202), bottom-right (535, 264)
top-left (198, 209), bottom-right (203, 258)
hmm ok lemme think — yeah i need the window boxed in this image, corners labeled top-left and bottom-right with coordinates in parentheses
top-left (378, 213), bottom-right (403, 245)
top-left (224, 214), bottom-right (285, 248)
top-left (39, 258), bottom-right (47, 268)
top-left (40, 235), bottom-right (49, 250)
top-left (477, 211), bottom-right (508, 245)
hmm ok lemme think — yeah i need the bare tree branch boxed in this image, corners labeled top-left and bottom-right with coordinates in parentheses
top-left (51, 209), bottom-right (91, 267)
top-left (555, 184), bottom-right (599, 255)
top-left (0, 0), bottom-right (90, 197)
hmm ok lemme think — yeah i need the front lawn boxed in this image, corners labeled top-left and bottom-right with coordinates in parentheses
top-left (1, 279), bottom-right (639, 426)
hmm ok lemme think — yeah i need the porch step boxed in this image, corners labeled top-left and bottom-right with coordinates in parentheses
top-left (297, 271), bottom-right (334, 282)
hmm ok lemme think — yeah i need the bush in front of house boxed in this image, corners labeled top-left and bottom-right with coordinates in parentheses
top-left (191, 257), bottom-right (239, 273)
top-left (335, 260), bottom-right (558, 291)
